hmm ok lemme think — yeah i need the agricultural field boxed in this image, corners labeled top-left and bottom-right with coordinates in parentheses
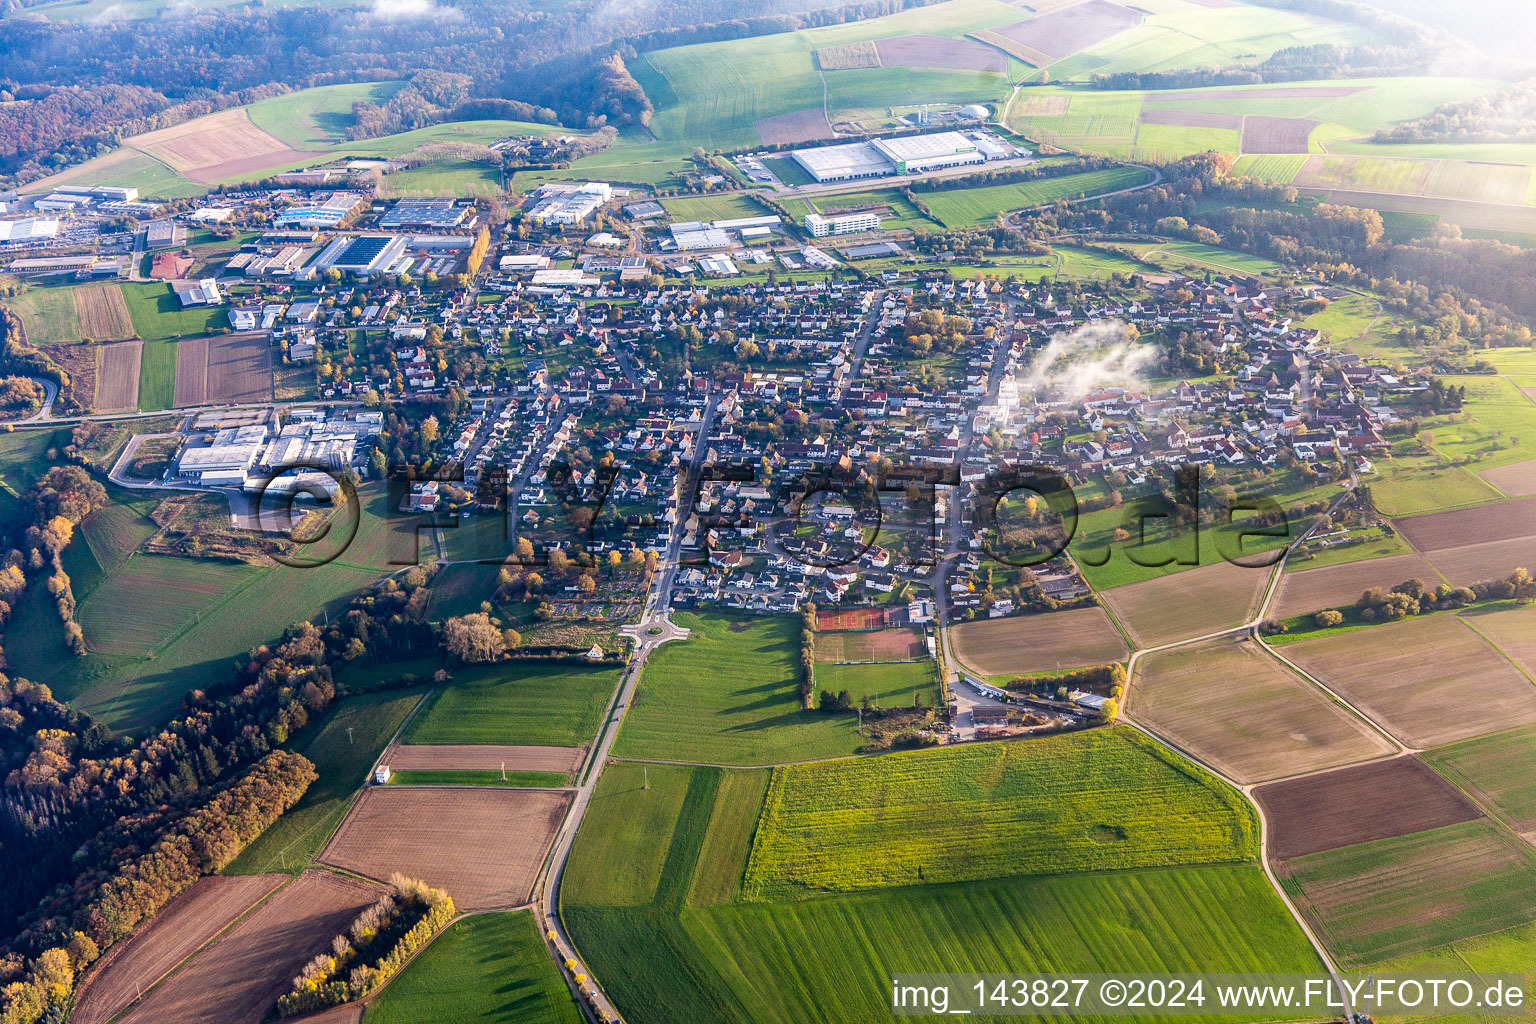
top-left (984, 1), bottom-right (1144, 67)
top-left (741, 728), bottom-right (1256, 899)
top-left (1394, 494), bottom-right (1536, 556)
top-left (1459, 602), bottom-right (1536, 676)
top-left (320, 787), bottom-right (570, 909)
top-left (814, 41), bottom-right (879, 70)
top-left (1254, 756), bottom-right (1480, 860)
top-left (171, 332), bottom-right (273, 406)
top-left (127, 106), bottom-right (323, 184)
top-left (363, 911), bottom-right (583, 1024)
top-left (73, 284), bottom-right (135, 340)
top-left (1482, 458), bottom-right (1536, 497)
top-left (951, 606), bottom-right (1128, 677)
top-left (565, 760), bottom-right (1322, 1024)
top-left (1271, 552), bottom-right (1443, 619)
top-left (379, 158), bottom-right (503, 199)
top-left (873, 33), bottom-right (1005, 71)
top-left (227, 687), bottom-right (428, 876)
top-left (385, 744), bottom-right (584, 775)
top-left (1422, 724), bottom-right (1536, 838)
top-left (1131, 638), bottom-right (1394, 784)
top-left (1240, 116), bottom-right (1317, 153)
top-left (116, 871), bottom-right (381, 1024)
top-left (246, 80), bottom-right (405, 149)
top-left (1233, 154), bottom-right (1306, 182)
top-left (1100, 559), bottom-right (1271, 647)
top-left (923, 166), bottom-right (1152, 228)
top-left (613, 613), bottom-right (862, 765)
top-left (1279, 820), bottom-right (1536, 966)
top-left (72, 874), bottom-right (286, 1024)
top-left (1293, 155), bottom-right (1431, 193)
top-left (400, 661), bottom-right (621, 748)
top-left (1282, 615), bottom-right (1536, 749)
top-left (813, 626), bottom-right (925, 663)
top-left (95, 341), bottom-right (144, 413)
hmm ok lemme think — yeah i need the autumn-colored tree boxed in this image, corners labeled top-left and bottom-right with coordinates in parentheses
top-left (442, 612), bottom-right (506, 663)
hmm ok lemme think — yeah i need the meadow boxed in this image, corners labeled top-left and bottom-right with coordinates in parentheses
top-left (246, 81), bottom-right (405, 149)
top-left (741, 728), bottom-right (1257, 899)
top-left (7, 284), bottom-right (82, 346)
top-left (401, 661), bottom-right (622, 748)
top-left (120, 282), bottom-right (228, 341)
top-left (74, 554), bottom-right (264, 655)
top-left (363, 910), bottom-right (583, 1024)
top-left (612, 613), bottom-right (862, 765)
top-left (226, 686), bottom-right (427, 875)
top-left (923, 167), bottom-right (1151, 228)
top-left (660, 193), bottom-right (770, 223)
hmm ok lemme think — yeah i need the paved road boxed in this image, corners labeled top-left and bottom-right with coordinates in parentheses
top-left (534, 387), bottom-right (719, 1023)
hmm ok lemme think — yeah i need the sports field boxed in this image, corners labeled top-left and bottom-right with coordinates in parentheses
top-left (1279, 820), bottom-right (1536, 966)
top-left (613, 613), bottom-right (862, 765)
top-left (401, 661), bottom-right (621, 748)
top-left (363, 910), bottom-right (582, 1024)
top-left (741, 728), bottom-right (1256, 899)
top-left (1132, 638), bottom-right (1393, 784)
top-left (811, 660), bottom-right (938, 707)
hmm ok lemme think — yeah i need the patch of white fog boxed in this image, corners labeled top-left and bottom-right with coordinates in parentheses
top-left (1019, 321), bottom-right (1155, 399)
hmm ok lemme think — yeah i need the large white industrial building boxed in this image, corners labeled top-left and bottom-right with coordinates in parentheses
top-left (789, 130), bottom-right (1000, 183)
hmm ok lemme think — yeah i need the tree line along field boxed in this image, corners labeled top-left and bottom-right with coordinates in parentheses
top-left (562, 756), bottom-right (1322, 1024)
top-left (612, 613), bottom-right (862, 765)
top-left (741, 728), bottom-right (1257, 900)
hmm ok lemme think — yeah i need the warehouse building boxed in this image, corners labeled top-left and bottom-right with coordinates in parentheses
top-left (275, 192), bottom-right (366, 229)
top-left (0, 218), bottom-right (59, 242)
top-left (144, 219), bottom-right (184, 249)
top-left (805, 211), bottom-right (881, 236)
top-left (172, 278), bottom-right (223, 307)
top-left (790, 141), bottom-right (895, 183)
top-left (870, 132), bottom-right (982, 174)
top-left (312, 234), bottom-right (409, 277)
top-left (380, 197), bottom-right (468, 230)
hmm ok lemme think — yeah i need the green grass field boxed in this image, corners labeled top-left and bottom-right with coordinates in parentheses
top-left (6, 284), bottom-right (81, 346)
top-left (227, 686), bottom-right (427, 875)
top-left (364, 910), bottom-right (583, 1024)
top-left (386, 769), bottom-right (570, 787)
top-left (809, 660), bottom-right (937, 707)
top-left (924, 167), bottom-right (1151, 228)
top-left (660, 193), bottom-right (770, 223)
top-left (1422, 725), bottom-right (1536, 836)
top-left (1366, 439), bottom-right (1505, 517)
top-left (74, 554), bottom-right (263, 655)
top-left (573, 867), bottom-right (1327, 1024)
top-left (1422, 376), bottom-right (1536, 472)
top-left (246, 80), bottom-right (404, 149)
top-left (120, 282), bottom-right (226, 342)
top-left (803, 188), bottom-right (937, 232)
top-left (1280, 820), bottom-right (1536, 966)
top-left (401, 661), bottom-right (621, 748)
top-left (1233, 154), bottom-right (1306, 183)
top-left (613, 613), bottom-right (863, 765)
top-left (743, 728), bottom-right (1256, 899)
top-left (379, 159), bottom-right (504, 199)
top-left (565, 753), bottom-right (1320, 1024)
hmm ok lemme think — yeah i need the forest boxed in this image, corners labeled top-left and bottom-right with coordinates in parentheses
top-left (1373, 76), bottom-right (1536, 144)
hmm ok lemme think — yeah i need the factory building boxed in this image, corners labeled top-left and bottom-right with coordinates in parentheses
top-left (274, 192), bottom-right (366, 229)
top-left (790, 141), bottom-right (896, 183)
